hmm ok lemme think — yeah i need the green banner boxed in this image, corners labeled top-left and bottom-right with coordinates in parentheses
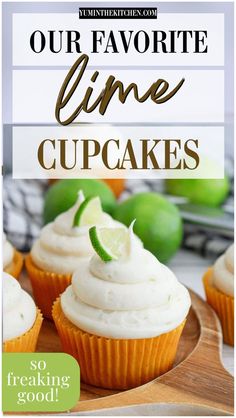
top-left (2, 353), bottom-right (80, 412)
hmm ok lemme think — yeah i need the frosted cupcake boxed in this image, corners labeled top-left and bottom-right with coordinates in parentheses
top-left (203, 244), bottom-right (234, 346)
top-left (3, 233), bottom-right (23, 279)
top-left (25, 191), bottom-right (125, 319)
top-left (3, 272), bottom-right (43, 352)
top-left (53, 223), bottom-right (191, 389)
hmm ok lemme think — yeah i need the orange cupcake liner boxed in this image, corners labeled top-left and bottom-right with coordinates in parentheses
top-left (52, 298), bottom-right (186, 390)
top-left (4, 250), bottom-right (24, 279)
top-left (203, 268), bottom-right (234, 346)
top-left (25, 255), bottom-right (72, 320)
top-left (3, 309), bottom-right (43, 352)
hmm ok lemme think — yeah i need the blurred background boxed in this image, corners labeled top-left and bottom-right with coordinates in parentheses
top-left (3, 174), bottom-right (234, 261)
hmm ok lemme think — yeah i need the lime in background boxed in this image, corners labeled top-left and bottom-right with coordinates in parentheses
top-left (113, 192), bottom-right (183, 263)
top-left (165, 178), bottom-right (230, 207)
top-left (43, 179), bottom-right (116, 224)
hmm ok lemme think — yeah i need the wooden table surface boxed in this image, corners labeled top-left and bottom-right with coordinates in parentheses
top-left (169, 249), bottom-right (234, 376)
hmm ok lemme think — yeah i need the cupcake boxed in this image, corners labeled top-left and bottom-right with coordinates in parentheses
top-left (203, 244), bottom-right (234, 346)
top-left (3, 233), bottom-right (23, 279)
top-left (53, 223), bottom-right (191, 389)
top-left (3, 272), bottom-right (43, 352)
top-left (25, 191), bottom-right (126, 319)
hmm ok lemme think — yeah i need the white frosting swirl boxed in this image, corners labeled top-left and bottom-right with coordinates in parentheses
top-left (213, 244), bottom-right (234, 297)
top-left (3, 272), bottom-right (37, 342)
top-left (61, 228), bottom-right (191, 339)
top-left (31, 193), bottom-right (124, 274)
top-left (3, 233), bottom-right (14, 269)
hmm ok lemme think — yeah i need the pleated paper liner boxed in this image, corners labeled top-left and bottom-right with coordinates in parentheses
top-left (25, 254), bottom-right (72, 320)
top-left (3, 309), bottom-right (43, 352)
top-left (4, 250), bottom-right (24, 279)
top-left (203, 268), bottom-right (234, 346)
top-left (52, 298), bottom-right (186, 390)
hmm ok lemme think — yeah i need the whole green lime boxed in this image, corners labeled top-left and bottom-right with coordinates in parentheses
top-left (113, 192), bottom-right (183, 263)
top-left (165, 178), bottom-right (230, 207)
top-left (43, 179), bottom-right (116, 224)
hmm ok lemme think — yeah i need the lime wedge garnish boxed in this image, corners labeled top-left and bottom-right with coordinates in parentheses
top-left (89, 226), bottom-right (129, 262)
top-left (73, 196), bottom-right (103, 227)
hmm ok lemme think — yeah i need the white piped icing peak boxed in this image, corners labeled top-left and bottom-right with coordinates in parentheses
top-left (31, 191), bottom-right (125, 274)
top-left (61, 225), bottom-right (191, 339)
top-left (3, 272), bottom-right (36, 342)
top-left (213, 244), bottom-right (234, 297)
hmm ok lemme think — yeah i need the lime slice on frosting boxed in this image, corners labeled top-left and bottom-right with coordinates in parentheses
top-left (89, 226), bottom-right (129, 262)
top-left (73, 196), bottom-right (103, 227)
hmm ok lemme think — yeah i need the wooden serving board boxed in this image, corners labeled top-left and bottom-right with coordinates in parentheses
top-left (19, 274), bottom-right (234, 415)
